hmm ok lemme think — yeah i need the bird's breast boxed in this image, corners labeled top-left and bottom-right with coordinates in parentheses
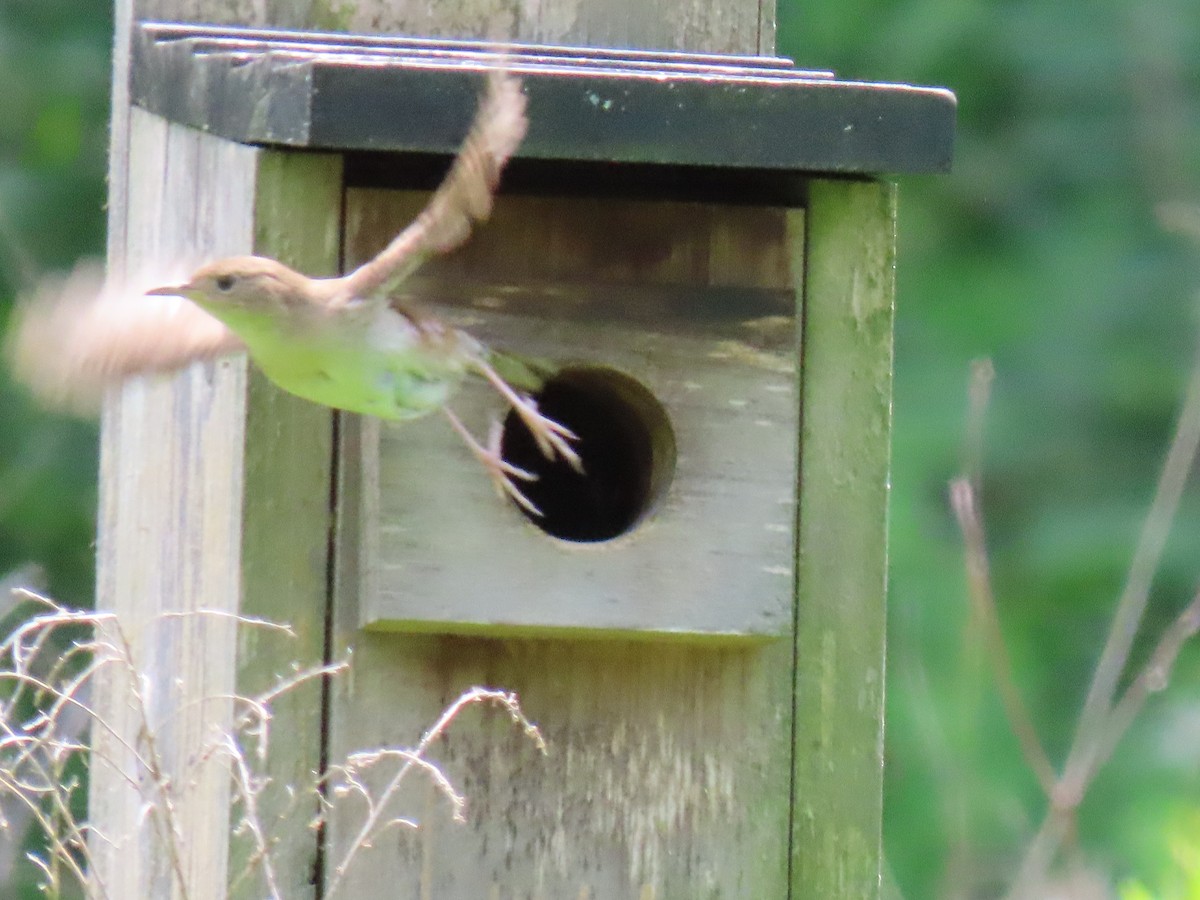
top-left (247, 321), bottom-right (469, 420)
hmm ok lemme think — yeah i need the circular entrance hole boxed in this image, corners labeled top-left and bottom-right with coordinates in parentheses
top-left (500, 367), bottom-right (676, 542)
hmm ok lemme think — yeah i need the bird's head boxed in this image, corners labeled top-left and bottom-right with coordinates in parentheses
top-left (145, 256), bottom-right (313, 322)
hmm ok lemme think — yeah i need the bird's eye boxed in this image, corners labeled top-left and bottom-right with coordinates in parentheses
top-left (214, 274), bottom-right (236, 292)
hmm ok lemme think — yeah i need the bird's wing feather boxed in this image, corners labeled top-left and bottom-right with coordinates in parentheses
top-left (338, 67), bottom-right (528, 304)
top-left (5, 260), bottom-right (244, 414)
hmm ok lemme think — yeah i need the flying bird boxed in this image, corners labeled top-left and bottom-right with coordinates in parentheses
top-left (7, 69), bottom-right (580, 515)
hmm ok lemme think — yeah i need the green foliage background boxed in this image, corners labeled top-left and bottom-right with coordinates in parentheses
top-left (1, 0), bottom-right (1198, 895)
top-left (0, 0), bottom-right (110, 606)
top-left (778, 0), bottom-right (1200, 893)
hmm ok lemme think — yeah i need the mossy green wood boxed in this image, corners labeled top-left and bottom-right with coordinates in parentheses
top-left (790, 179), bottom-right (896, 898)
top-left (228, 150), bottom-right (342, 899)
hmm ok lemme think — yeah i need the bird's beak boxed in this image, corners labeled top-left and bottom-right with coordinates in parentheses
top-left (145, 283), bottom-right (190, 297)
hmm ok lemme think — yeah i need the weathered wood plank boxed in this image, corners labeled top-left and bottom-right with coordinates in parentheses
top-left (132, 0), bottom-right (773, 53)
top-left (337, 0), bottom-right (770, 54)
top-left (343, 191), bottom-right (796, 639)
top-left (91, 106), bottom-right (256, 900)
top-left (229, 151), bottom-right (343, 899)
top-left (99, 15), bottom-right (343, 894)
top-left (790, 180), bottom-right (896, 898)
top-left (326, 590), bottom-right (799, 897)
top-left (92, 129), bottom-right (341, 900)
top-left (326, 191), bottom-right (800, 893)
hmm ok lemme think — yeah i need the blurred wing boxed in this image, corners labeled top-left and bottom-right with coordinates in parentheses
top-left (338, 67), bottom-right (527, 304)
top-left (5, 260), bottom-right (244, 415)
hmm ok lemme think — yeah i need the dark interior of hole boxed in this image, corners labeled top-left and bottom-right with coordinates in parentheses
top-left (500, 372), bottom-right (661, 542)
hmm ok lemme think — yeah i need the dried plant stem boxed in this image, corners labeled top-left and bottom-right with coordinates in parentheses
top-left (950, 347), bottom-right (1200, 898)
top-left (0, 770), bottom-right (93, 893)
top-left (221, 734), bottom-right (283, 900)
top-left (1090, 585), bottom-right (1200, 779)
top-left (2, 591), bottom-right (545, 899)
top-left (963, 358), bottom-right (994, 494)
top-left (324, 686), bottom-right (545, 898)
top-left (109, 618), bottom-right (194, 900)
top-left (951, 361), bottom-right (1056, 798)
top-left (950, 478), bottom-right (1057, 797)
top-left (1063, 346), bottom-right (1200, 797)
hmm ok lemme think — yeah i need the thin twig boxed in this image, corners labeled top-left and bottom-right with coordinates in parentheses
top-left (220, 734), bottom-right (283, 900)
top-left (952, 360), bottom-right (1057, 800)
top-left (1005, 806), bottom-right (1076, 900)
top-left (1087, 585), bottom-right (1200, 782)
top-left (3, 597), bottom-right (546, 899)
top-left (105, 620), bottom-right (194, 900)
top-left (325, 686), bottom-right (545, 899)
top-left (963, 358), bottom-right (994, 495)
top-left (1062, 345), bottom-right (1200, 799)
top-left (1006, 344), bottom-right (1200, 897)
top-left (950, 478), bottom-right (1058, 797)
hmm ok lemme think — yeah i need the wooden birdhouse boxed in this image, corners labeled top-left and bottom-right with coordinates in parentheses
top-left (91, 3), bottom-right (954, 898)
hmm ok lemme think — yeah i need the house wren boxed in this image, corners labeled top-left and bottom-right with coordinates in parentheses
top-left (8, 69), bottom-right (580, 514)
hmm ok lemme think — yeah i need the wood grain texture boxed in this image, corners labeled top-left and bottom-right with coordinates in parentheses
top-left (91, 129), bottom-right (340, 898)
top-left (132, 0), bottom-right (775, 53)
top-left (344, 191), bottom-right (797, 639)
top-left (330, 447), bottom-right (798, 898)
top-left (790, 181), bottom-right (896, 898)
top-left (229, 151), bottom-right (343, 899)
top-left (333, 0), bottom-right (772, 54)
top-left (325, 184), bottom-right (800, 892)
top-left (91, 106), bottom-right (256, 900)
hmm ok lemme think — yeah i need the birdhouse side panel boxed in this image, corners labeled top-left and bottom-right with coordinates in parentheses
top-left (790, 180), bottom-right (895, 898)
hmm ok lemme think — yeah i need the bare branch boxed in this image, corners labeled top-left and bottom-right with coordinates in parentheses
top-left (950, 478), bottom-right (1058, 797)
top-left (324, 686), bottom-right (545, 899)
top-left (1063, 343), bottom-right (1200, 799)
top-left (1086, 585), bottom-right (1200, 783)
top-left (1005, 343), bottom-right (1200, 897)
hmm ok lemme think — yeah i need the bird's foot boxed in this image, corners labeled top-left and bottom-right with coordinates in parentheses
top-left (475, 360), bottom-right (583, 472)
top-left (443, 408), bottom-right (542, 516)
top-left (509, 393), bottom-right (582, 472)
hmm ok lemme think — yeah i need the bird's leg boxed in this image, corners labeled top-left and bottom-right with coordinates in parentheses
top-left (442, 406), bottom-right (543, 516)
top-left (473, 358), bottom-right (584, 472)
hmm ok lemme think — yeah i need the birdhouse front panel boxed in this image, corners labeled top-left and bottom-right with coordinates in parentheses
top-left (341, 189), bottom-right (799, 639)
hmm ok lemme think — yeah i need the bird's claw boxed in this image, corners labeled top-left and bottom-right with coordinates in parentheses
top-left (510, 394), bottom-right (583, 473)
top-left (443, 408), bottom-right (543, 516)
top-left (482, 420), bottom-right (544, 516)
top-left (474, 358), bottom-right (583, 473)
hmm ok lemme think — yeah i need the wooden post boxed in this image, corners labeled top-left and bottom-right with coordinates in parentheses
top-left (94, 5), bottom-right (340, 897)
top-left (93, 2), bottom-right (895, 899)
top-left (791, 181), bottom-right (896, 895)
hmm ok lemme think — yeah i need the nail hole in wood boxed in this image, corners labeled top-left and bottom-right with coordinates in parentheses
top-left (501, 366), bottom-right (675, 542)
